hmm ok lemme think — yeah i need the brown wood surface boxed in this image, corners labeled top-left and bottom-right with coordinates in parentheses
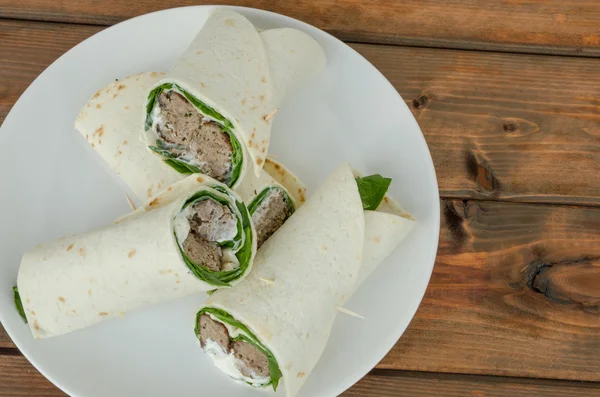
top-left (1, 20), bottom-right (599, 206)
top-left (1, 354), bottom-right (599, 397)
top-left (1, 0), bottom-right (600, 56)
top-left (2, 2), bottom-right (600, 395)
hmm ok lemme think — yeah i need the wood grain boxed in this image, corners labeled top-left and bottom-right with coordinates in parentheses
top-left (1, 20), bottom-right (599, 205)
top-left (342, 370), bottom-right (600, 396)
top-left (1, 353), bottom-right (599, 397)
top-left (378, 199), bottom-right (600, 381)
top-left (1, 0), bottom-right (600, 56)
top-left (2, 199), bottom-right (600, 380)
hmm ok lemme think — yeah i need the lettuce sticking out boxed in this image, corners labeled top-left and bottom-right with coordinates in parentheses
top-left (355, 174), bottom-right (392, 211)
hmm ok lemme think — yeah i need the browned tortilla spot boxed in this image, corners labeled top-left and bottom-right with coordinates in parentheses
top-left (200, 82), bottom-right (205, 88)
top-left (322, 245), bottom-right (328, 251)
top-left (167, 187), bottom-right (172, 191)
top-left (297, 372), bottom-right (305, 378)
top-left (66, 244), bottom-right (74, 252)
top-left (148, 198), bottom-right (160, 207)
top-left (79, 248), bottom-right (85, 256)
top-left (259, 95), bottom-right (265, 102)
top-left (30, 311), bottom-right (36, 315)
top-left (383, 196), bottom-right (389, 203)
top-left (116, 150), bottom-right (123, 157)
top-left (241, 99), bottom-right (247, 105)
top-left (123, 140), bottom-right (128, 145)
top-left (88, 290), bottom-right (92, 295)
top-left (92, 92), bottom-right (101, 99)
top-left (176, 280), bottom-right (180, 284)
top-left (128, 249), bottom-right (136, 258)
top-left (96, 103), bottom-right (102, 109)
top-left (99, 312), bottom-right (109, 316)
top-left (250, 106), bottom-right (257, 111)
top-left (72, 309), bottom-right (77, 313)
top-left (196, 50), bottom-right (204, 55)
top-left (147, 188), bottom-right (153, 197)
top-left (91, 143), bottom-right (95, 148)
top-left (261, 147), bottom-right (266, 153)
top-left (224, 18), bottom-right (236, 27)
top-left (117, 85), bottom-right (126, 90)
top-left (251, 132), bottom-right (256, 138)
top-left (151, 72), bottom-right (158, 77)
top-left (196, 176), bottom-right (204, 183)
top-left (33, 320), bottom-right (40, 330)
top-left (124, 106), bottom-right (130, 110)
top-left (94, 126), bottom-right (104, 137)
top-left (261, 76), bottom-right (267, 83)
top-left (58, 296), bottom-right (65, 302)
top-left (256, 158), bottom-right (263, 166)
top-left (274, 164), bottom-right (281, 170)
top-left (112, 93), bottom-right (118, 99)
top-left (159, 269), bottom-right (173, 275)
top-left (373, 236), bottom-right (381, 243)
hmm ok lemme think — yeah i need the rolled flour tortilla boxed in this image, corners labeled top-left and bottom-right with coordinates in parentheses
top-left (194, 165), bottom-right (415, 395)
top-left (16, 175), bottom-right (256, 339)
top-left (75, 18), bottom-right (325, 199)
top-left (236, 158), bottom-right (306, 248)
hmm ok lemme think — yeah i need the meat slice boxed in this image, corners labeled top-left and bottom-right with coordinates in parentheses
top-left (156, 91), bottom-right (234, 182)
top-left (231, 340), bottom-right (270, 378)
top-left (252, 189), bottom-right (292, 248)
top-left (182, 233), bottom-right (222, 271)
top-left (198, 314), bottom-right (230, 350)
top-left (181, 200), bottom-right (239, 271)
top-left (189, 200), bottom-right (237, 243)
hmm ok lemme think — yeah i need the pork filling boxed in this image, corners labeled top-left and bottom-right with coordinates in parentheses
top-left (180, 200), bottom-right (239, 272)
top-left (155, 91), bottom-right (234, 182)
top-left (252, 189), bottom-right (293, 248)
top-left (198, 314), bottom-right (270, 380)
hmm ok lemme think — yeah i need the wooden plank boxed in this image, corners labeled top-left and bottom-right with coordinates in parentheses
top-left (3, 199), bottom-right (600, 380)
top-left (1, 353), bottom-right (599, 397)
top-left (342, 370), bottom-right (600, 396)
top-left (0, 326), bottom-right (11, 348)
top-left (1, 20), bottom-right (599, 205)
top-left (378, 199), bottom-right (600, 381)
top-left (1, 0), bottom-right (600, 56)
top-left (352, 43), bottom-right (600, 206)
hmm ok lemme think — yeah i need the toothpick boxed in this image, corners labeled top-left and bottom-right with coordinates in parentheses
top-left (124, 194), bottom-right (137, 211)
top-left (335, 306), bottom-right (365, 319)
top-left (263, 108), bottom-right (279, 122)
top-left (259, 277), bottom-right (275, 285)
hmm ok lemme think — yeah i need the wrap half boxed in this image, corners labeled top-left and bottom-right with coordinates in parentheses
top-left (75, 9), bottom-right (326, 199)
top-left (193, 165), bottom-right (415, 396)
top-left (16, 175), bottom-right (256, 339)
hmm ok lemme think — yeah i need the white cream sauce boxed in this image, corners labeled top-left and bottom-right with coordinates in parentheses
top-left (204, 339), bottom-right (271, 387)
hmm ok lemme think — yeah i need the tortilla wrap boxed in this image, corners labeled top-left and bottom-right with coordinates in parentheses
top-left (17, 175), bottom-right (256, 339)
top-left (194, 164), bottom-right (415, 395)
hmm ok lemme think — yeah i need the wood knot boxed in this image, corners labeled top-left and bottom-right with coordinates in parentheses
top-left (412, 95), bottom-right (428, 109)
top-left (465, 150), bottom-right (501, 194)
top-left (526, 257), bottom-right (600, 312)
top-left (503, 121), bottom-right (518, 133)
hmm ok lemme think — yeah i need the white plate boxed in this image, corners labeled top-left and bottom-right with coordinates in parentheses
top-left (0, 6), bottom-right (439, 397)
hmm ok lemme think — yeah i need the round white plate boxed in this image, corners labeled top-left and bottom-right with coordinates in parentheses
top-left (0, 6), bottom-right (439, 397)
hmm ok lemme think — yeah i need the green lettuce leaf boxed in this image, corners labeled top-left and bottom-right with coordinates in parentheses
top-left (355, 174), bottom-right (392, 210)
top-left (196, 308), bottom-right (283, 391)
top-left (12, 286), bottom-right (27, 323)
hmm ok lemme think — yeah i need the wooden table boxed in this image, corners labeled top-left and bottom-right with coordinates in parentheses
top-left (1, 1), bottom-right (600, 396)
